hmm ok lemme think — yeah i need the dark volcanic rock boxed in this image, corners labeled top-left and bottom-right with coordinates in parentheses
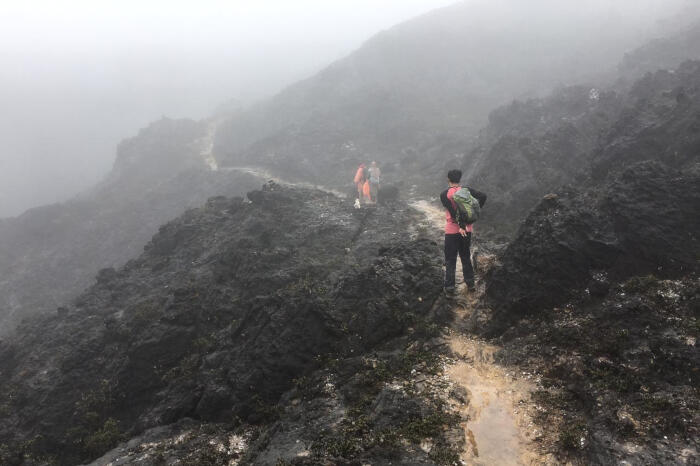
top-left (378, 184), bottom-right (400, 204)
top-left (0, 185), bottom-right (442, 464)
top-left (480, 163), bottom-right (699, 464)
top-left (466, 60), bottom-right (700, 235)
top-left (591, 61), bottom-right (700, 179)
top-left (493, 276), bottom-right (699, 465)
top-left (486, 162), bottom-right (700, 322)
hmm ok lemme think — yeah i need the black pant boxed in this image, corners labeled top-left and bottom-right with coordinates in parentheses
top-left (444, 233), bottom-right (474, 288)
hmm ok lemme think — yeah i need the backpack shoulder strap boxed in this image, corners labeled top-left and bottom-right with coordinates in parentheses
top-left (441, 187), bottom-right (461, 223)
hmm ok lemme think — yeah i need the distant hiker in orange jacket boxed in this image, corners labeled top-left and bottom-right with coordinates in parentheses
top-left (354, 163), bottom-right (366, 200)
top-left (362, 178), bottom-right (372, 204)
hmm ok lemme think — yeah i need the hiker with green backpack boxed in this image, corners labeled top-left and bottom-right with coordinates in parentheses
top-left (440, 169), bottom-right (487, 295)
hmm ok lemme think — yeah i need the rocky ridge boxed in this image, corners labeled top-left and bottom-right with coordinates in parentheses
top-left (0, 184), bottom-right (460, 465)
top-left (4, 8), bottom-right (699, 340)
top-left (0, 8), bottom-right (699, 466)
top-left (619, 21), bottom-right (700, 79)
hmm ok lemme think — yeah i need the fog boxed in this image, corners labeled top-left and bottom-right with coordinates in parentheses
top-left (0, 0), bottom-right (696, 217)
top-left (0, 0), bottom-right (456, 217)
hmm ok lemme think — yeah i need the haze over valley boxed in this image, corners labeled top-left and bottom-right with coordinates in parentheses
top-left (0, 0), bottom-right (457, 217)
top-left (0, 1), bottom-right (698, 465)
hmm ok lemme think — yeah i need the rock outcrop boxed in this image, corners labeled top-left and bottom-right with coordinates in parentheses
top-left (466, 60), bottom-right (700, 235)
top-left (486, 161), bottom-right (699, 320)
top-left (470, 61), bottom-right (700, 466)
top-left (0, 184), bottom-right (444, 464)
top-left (479, 165), bottom-right (699, 463)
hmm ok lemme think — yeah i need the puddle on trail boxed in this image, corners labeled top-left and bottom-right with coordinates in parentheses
top-left (447, 337), bottom-right (544, 465)
top-left (411, 199), bottom-right (550, 464)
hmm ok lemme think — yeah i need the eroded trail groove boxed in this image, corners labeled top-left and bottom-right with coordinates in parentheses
top-left (412, 200), bottom-right (554, 465)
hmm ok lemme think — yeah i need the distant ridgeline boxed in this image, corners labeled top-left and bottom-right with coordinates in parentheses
top-left (0, 118), bottom-right (260, 336)
top-left (0, 185), bottom-right (446, 464)
top-left (211, 2), bottom-right (698, 193)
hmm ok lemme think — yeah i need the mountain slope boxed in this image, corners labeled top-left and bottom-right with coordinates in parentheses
top-left (212, 0), bottom-right (678, 189)
top-left (619, 21), bottom-right (700, 78)
top-left (486, 161), bottom-right (699, 319)
top-left (0, 184), bottom-right (445, 464)
top-left (465, 60), bottom-right (700, 235)
top-left (0, 12), bottom-right (698, 465)
top-left (0, 118), bottom-right (262, 335)
top-left (477, 162), bottom-right (699, 464)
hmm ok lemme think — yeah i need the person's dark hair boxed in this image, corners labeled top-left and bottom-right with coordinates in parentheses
top-left (447, 169), bottom-right (462, 183)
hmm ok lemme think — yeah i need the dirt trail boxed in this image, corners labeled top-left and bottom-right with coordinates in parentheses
top-left (186, 152), bottom-right (549, 463)
top-left (219, 166), bottom-right (348, 199)
top-left (194, 119), bottom-right (223, 171)
top-left (412, 200), bottom-right (553, 466)
top-left (197, 123), bottom-right (346, 198)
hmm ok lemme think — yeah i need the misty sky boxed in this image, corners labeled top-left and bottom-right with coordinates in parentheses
top-left (0, 0), bottom-right (456, 217)
top-left (0, 0), bottom-right (696, 217)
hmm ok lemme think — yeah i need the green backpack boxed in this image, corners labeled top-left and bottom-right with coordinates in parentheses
top-left (452, 188), bottom-right (481, 225)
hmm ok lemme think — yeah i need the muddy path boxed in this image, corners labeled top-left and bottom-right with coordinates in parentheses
top-left (204, 154), bottom-right (553, 464)
top-left (412, 200), bottom-right (555, 465)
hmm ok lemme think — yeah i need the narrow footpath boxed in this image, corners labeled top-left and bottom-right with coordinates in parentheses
top-left (220, 166), bottom-right (348, 199)
top-left (204, 143), bottom-right (553, 464)
top-left (412, 200), bottom-right (555, 466)
top-left (196, 125), bottom-right (347, 199)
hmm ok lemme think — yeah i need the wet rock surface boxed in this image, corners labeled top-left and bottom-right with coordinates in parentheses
top-left (86, 419), bottom-right (253, 466)
top-left (479, 163), bottom-right (699, 463)
top-left (486, 162), bottom-right (700, 321)
top-left (0, 184), bottom-right (446, 464)
top-left (491, 277), bottom-right (699, 465)
top-left (239, 336), bottom-right (463, 465)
